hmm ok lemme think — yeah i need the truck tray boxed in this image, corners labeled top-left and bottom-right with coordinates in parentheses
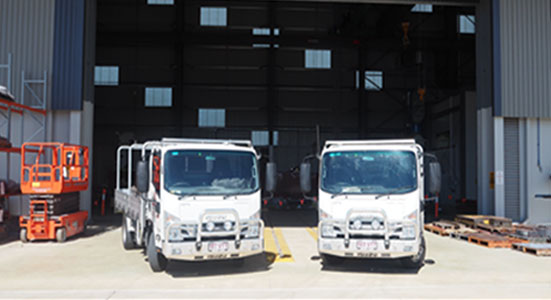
top-left (114, 188), bottom-right (141, 220)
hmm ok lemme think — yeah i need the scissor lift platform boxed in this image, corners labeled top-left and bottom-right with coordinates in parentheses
top-left (18, 143), bottom-right (89, 242)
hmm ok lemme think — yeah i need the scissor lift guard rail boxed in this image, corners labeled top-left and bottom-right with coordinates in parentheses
top-left (19, 142), bottom-right (89, 242)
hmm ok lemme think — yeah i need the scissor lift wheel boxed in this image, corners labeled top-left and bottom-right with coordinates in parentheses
top-left (20, 229), bottom-right (28, 243)
top-left (56, 227), bottom-right (67, 243)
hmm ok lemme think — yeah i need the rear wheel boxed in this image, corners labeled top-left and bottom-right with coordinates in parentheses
top-left (56, 227), bottom-right (67, 243)
top-left (121, 216), bottom-right (136, 250)
top-left (320, 253), bottom-right (344, 266)
top-left (20, 229), bottom-right (28, 243)
top-left (401, 236), bottom-right (426, 269)
top-left (147, 231), bottom-right (167, 272)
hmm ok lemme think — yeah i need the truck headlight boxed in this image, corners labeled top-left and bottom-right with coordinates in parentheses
top-left (402, 225), bottom-right (416, 239)
top-left (321, 224), bottom-right (337, 238)
top-left (371, 219), bottom-right (381, 230)
top-left (245, 223), bottom-right (260, 238)
top-left (352, 219), bottom-right (362, 230)
top-left (223, 221), bottom-right (233, 231)
top-left (168, 227), bottom-right (184, 242)
top-left (206, 221), bottom-right (215, 232)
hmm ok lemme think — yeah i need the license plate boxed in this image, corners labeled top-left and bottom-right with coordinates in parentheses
top-left (356, 240), bottom-right (378, 251)
top-left (207, 241), bottom-right (229, 253)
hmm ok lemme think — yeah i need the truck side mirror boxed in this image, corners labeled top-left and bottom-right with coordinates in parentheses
top-left (265, 162), bottom-right (277, 193)
top-left (428, 161), bottom-right (442, 194)
top-left (300, 163), bottom-right (312, 193)
top-left (136, 160), bottom-right (149, 193)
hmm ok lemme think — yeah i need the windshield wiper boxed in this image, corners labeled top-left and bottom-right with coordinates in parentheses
top-left (374, 185), bottom-right (416, 200)
top-left (177, 193), bottom-right (199, 200)
top-left (330, 192), bottom-right (349, 199)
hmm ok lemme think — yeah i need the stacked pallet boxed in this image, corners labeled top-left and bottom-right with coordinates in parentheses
top-left (424, 215), bottom-right (551, 256)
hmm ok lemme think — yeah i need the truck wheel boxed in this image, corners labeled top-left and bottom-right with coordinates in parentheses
top-left (401, 236), bottom-right (426, 269)
top-left (122, 216), bottom-right (136, 250)
top-left (147, 232), bottom-right (167, 272)
top-left (20, 229), bottom-right (28, 243)
top-left (56, 228), bottom-right (67, 243)
top-left (320, 253), bottom-right (344, 266)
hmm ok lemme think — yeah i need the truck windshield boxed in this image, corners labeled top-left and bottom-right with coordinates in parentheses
top-left (321, 150), bottom-right (417, 195)
top-left (164, 150), bottom-right (259, 196)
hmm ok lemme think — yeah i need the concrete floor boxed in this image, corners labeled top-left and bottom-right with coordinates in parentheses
top-left (0, 210), bottom-right (550, 299)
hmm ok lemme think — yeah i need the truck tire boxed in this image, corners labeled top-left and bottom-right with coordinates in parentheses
top-left (20, 229), bottom-right (28, 243)
top-left (56, 227), bottom-right (67, 243)
top-left (122, 216), bottom-right (136, 250)
top-left (147, 232), bottom-right (167, 272)
top-left (401, 236), bottom-right (426, 269)
top-left (320, 253), bottom-right (344, 266)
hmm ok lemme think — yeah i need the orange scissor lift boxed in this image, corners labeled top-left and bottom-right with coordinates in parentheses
top-left (19, 142), bottom-right (89, 242)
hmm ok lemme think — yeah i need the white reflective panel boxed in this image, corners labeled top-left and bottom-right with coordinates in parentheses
top-left (94, 66), bottom-right (119, 86)
top-left (252, 28), bottom-right (270, 35)
top-left (305, 49), bottom-right (331, 69)
top-left (252, 43), bottom-right (270, 48)
top-left (411, 4), bottom-right (432, 13)
top-left (198, 108), bottom-right (226, 127)
top-left (200, 7), bottom-right (227, 26)
top-left (365, 70), bottom-right (383, 91)
top-left (459, 15), bottom-right (475, 34)
top-left (145, 87), bottom-right (172, 107)
top-left (147, 0), bottom-right (174, 5)
top-left (251, 131), bottom-right (278, 146)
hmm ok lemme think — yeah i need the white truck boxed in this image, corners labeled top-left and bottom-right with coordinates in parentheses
top-left (300, 139), bottom-right (441, 268)
top-left (115, 138), bottom-right (272, 272)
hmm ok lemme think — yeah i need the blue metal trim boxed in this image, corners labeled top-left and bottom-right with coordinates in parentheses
top-left (492, 0), bottom-right (502, 116)
top-left (51, 0), bottom-right (85, 110)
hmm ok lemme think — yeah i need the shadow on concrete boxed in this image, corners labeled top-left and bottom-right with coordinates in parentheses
top-left (0, 214), bottom-right (121, 245)
top-left (162, 252), bottom-right (274, 278)
top-left (262, 209), bottom-right (318, 228)
top-left (313, 255), bottom-right (436, 275)
top-left (82, 214), bottom-right (121, 239)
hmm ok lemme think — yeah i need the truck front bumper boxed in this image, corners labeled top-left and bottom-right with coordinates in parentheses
top-left (163, 238), bottom-right (263, 261)
top-left (318, 237), bottom-right (419, 259)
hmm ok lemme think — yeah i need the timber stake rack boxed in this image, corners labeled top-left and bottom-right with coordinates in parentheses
top-left (19, 142), bottom-right (89, 242)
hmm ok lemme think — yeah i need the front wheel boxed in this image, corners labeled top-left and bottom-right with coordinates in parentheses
top-left (121, 216), bottom-right (136, 250)
top-left (147, 232), bottom-right (167, 272)
top-left (401, 236), bottom-right (426, 269)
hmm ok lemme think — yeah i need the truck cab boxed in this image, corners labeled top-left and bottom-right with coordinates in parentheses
top-left (115, 138), bottom-right (265, 272)
top-left (300, 139), bottom-right (441, 268)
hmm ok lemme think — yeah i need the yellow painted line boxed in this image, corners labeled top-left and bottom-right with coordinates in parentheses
top-left (306, 227), bottom-right (318, 241)
top-left (263, 227), bottom-right (294, 263)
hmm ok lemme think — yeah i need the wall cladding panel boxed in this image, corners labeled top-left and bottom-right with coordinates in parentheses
top-left (0, 0), bottom-right (55, 105)
top-left (499, 0), bottom-right (551, 118)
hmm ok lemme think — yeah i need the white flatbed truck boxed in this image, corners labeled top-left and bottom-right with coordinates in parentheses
top-left (115, 138), bottom-right (270, 272)
top-left (300, 139), bottom-right (441, 268)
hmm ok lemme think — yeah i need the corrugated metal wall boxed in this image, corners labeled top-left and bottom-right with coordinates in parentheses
top-left (51, 0), bottom-right (86, 110)
top-left (499, 0), bottom-right (551, 118)
top-left (0, 0), bottom-right (55, 105)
